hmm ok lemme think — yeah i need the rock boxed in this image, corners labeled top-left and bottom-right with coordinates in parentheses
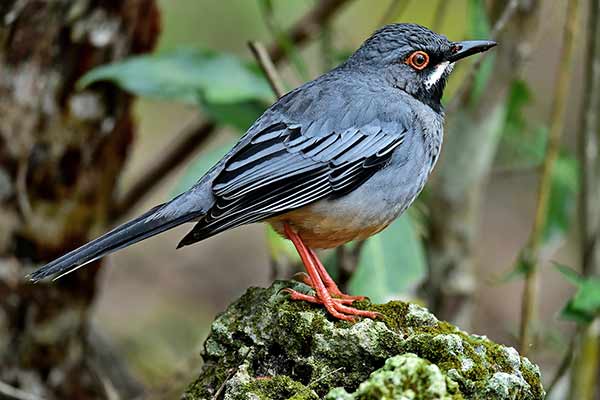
top-left (182, 281), bottom-right (544, 400)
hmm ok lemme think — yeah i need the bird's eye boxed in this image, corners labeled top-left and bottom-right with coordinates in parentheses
top-left (405, 51), bottom-right (430, 70)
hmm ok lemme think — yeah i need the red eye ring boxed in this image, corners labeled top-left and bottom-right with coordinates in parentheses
top-left (406, 50), bottom-right (430, 70)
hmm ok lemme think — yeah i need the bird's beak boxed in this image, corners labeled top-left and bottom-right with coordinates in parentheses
top-left (447, 40), bottom-right (497, 62)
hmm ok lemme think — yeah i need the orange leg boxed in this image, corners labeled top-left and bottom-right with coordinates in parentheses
top-left (307, 248), bottom-right (365, 301)
top-left (283, 223), bottom-right (379, 321)
top-left (294, 256), bottom-right (365, 301)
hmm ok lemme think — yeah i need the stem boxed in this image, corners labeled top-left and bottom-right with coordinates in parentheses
top-left (258, 0), bottom-right (309, 81)
top-left (267, 0), bottom-right (352, 65)
top-left (248, 41), bottom-right (286, 98)
top-left (446, 0), bottom-right (520, 114)
top-left (545, 335), bottom-right (575, 398)
top-left (570, 321), bottom-right (600, 399)
top-left (569, 0), bottom-right (600, 397)
top-left (518, 0), bottom-right (580, 355)
top-left (577, 0), bottom-right (600, 278)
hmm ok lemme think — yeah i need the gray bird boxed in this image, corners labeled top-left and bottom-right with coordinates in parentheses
top-left (30, 24), bottom-right (496, 321)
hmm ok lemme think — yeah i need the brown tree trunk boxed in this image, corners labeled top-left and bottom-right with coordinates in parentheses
top-left (0, 1), bottom-right (159, 399)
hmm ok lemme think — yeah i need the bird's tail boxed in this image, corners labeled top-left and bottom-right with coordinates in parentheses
top-left (29, 202), bottom-right (205, 282)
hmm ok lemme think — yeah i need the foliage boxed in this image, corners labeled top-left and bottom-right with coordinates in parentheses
top-left (498, 79), bottom-right (578, 245)
top-left (78, 47), bottom-right (271, 129)
top-left (556, 264), bottom-right (600, 325)
top-left (544, 154), bottom-right (578, 243)
top-left (348, 215), bottom-right (427, 303)
top-left (496, 80), bottom-right (548, 168)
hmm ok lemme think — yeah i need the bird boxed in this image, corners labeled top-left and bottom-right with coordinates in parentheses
top-left (30, 24), bottom-right (496, 321)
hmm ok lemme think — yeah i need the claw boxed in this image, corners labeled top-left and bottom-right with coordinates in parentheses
top-left (283, 288), bottom-right (356, 305)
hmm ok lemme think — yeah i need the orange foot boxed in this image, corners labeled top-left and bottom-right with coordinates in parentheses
top-left (284, 223), bottom-right (380, 322)
top-left (294, 272), bottom-right (365, 302)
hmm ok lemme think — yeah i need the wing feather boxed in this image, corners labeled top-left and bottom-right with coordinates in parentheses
top-left (177, 119), bottom-right (408, 247)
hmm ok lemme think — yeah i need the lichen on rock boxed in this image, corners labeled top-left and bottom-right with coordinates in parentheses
top-left (182, 281), bottom-right (544, 400)
top-left (324, 354), bottom-right (460, 400)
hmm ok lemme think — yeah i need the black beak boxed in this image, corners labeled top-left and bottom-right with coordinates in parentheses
top-left (447, 40), bottom-right (497, 62)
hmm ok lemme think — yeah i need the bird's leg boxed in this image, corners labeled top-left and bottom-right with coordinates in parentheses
top-left (292, 273), bottom-right (356, 304)
top-left (307, 248), bottom-right (365, 301)
top-left (283, 223), bottom-right (379, 320)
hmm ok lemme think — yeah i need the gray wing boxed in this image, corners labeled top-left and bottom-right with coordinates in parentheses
top-left (177, 81), bottom-right (412, 247)
top-left (178, 124), bottom-right (408, 247)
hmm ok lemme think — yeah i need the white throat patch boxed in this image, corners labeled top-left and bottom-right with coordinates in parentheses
top-left (424, 61), bottom-right (453, 89)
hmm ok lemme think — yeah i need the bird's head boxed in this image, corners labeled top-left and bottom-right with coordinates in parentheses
top-left (348, 23), bottom-right (496, 112)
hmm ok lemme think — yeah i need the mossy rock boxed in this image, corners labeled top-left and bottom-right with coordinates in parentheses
top-left (182, 281), bottom-right (544, 400)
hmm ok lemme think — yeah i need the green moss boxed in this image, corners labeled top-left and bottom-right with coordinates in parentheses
top-left (324, 354), bottom-right (464, 400)
top-left (183, 280), bottom-right (545, 400)
top-left (236, 376), bottom-right (319, 400)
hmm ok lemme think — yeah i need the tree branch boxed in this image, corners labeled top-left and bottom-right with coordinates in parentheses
top-left (248, 41), bottom-right (286, 98)
top-left (518, 0), bottom-right (580, 355)
top-left (112, 0), bottom-right (352, 220)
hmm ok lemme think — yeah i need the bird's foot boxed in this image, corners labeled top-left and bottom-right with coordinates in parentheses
top-left (283, 288), bottom-right (380, 321)
top-left (294, 272), bottom-right (366, 301)
top-left (283, 223), bottom-right (378, 321)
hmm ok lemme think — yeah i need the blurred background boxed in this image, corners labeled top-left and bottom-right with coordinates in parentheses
top-left (0, 0), bottom-right (598, 399)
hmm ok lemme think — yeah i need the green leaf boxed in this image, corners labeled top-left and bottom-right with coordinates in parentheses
top-left (554, 263), bottom-right (584, 286)
top-left (504, 79), bottom-right (532, 138)
top-left (78, 47), bottom-right (273, 105)
top-left (560, 276), bottom-right (600, 324)
top-left (347, 215), bottom-right (426, 303)
top-left (201, 98), bottom-right (267, 132)
top-left (496, 80), bottom-right (548, 168)
top-left (543, 153), bottom-right (578, 243)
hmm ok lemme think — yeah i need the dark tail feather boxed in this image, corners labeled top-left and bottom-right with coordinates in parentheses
top-left (29, 203), bottom-right (204, 282)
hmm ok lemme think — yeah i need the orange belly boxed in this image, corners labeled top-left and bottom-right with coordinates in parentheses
top-left (268, 206), bottom-right (390, 249)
